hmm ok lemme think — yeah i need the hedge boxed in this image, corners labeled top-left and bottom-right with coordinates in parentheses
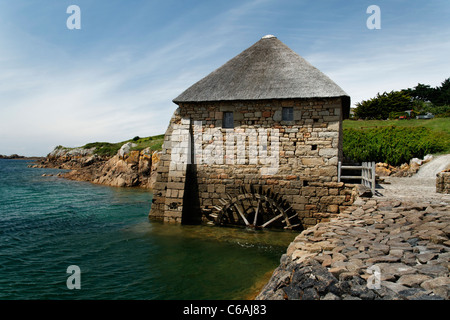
top-left (343, 126), bottom-right (446, 166)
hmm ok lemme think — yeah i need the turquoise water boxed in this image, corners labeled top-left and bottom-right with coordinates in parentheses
top-left (0, 160), bottom-right (296, 300)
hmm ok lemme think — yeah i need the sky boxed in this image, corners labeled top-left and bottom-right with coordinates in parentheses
top-left (0, 0), bottom-right (449, 156)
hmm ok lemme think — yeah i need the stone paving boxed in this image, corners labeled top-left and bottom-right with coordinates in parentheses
top-left (256, 195), bottom-right (450, 300)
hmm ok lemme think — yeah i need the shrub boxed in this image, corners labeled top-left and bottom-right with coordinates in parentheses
top-left (150, 141), bottom-right (163, 151)
top-left (79, 134), bottom-right (165, 157)
top-left (354, 90), bottom-right (412, 120)
top-left (343, 126), bottom-right (446, 166)
top-left (82, 142), bottom-right (123, 157)
top-left (420, 104), bottom-right (450, 118)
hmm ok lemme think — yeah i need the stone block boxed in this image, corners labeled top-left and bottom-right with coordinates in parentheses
top-left (216, 184), bottom-right (226, 193)
top-left (302, 187), bottom-right (316, 196)
top-left (327, 205), bottom-right (339, 213)
top-left (318, 132), bottom-right (338, 138)
top-left (273, 110), bottom-right (282, 121)
top-left (301, 157), bottom-right (324, 166)
top-left (318, 148), bottom-right (338, 157)
top-left (323, 115), bottom-right (340, 122)
top-left (328, 188), bottom-right (339, 196)
top-left (327, 121), bottom-right (340, 131)
top-left (321, 195), bottom-right (346, 205)
top-left (234, 112), bottom-right (244, 121)
top-left (292, 195), bottom-right (308, 204)
top-left (319, 166), bottom-right (337, 177)
top-left (167, 182), bottom-right (184, 190)
top-left (316, 188), bottom-right (329, 197)
top-left (324, 182), bottom-right (344, 188)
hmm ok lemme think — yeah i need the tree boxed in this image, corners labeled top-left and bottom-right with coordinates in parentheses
top-left (354, 90), bottom-right (411, 120)
top-left (354, 77), bottom-right (450, 120)
top-left (434, 78), bottom-right (450, 106)
top-left (404, 77), bottom-right (450, 106)
top-left (403, 83), bottom-right (434, 102)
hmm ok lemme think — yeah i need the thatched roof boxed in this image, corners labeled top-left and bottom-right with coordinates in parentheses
top-left (173, 35), bottom-right (350, 112)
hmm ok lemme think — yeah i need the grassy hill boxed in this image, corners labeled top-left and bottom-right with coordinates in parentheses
top-left (81, 134), bottom-right (165, 157)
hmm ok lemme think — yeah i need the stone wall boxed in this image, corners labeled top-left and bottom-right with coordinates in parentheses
top-left (149, 97), bottom-right (356, 227)
top-left (436, 171), bottom-right (450, 194)
top-left (149, 110), bottom-right (188, 223)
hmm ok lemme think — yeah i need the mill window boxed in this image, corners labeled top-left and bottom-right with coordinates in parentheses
top-left (282, 107), bottom-right (294, 121)
top-left (223, 111), bottom-right (234, 128)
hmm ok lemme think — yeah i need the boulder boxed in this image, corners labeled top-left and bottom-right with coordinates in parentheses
top-left (376, 166), bottom-right (392, 177)
top-left (118, 142), bottom-right (137, 158)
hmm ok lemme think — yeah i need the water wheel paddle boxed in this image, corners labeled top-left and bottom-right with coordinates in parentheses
top-left (210, 185), bottom-right (303, 230)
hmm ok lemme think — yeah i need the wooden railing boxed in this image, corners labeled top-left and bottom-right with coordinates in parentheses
top-left (338, 161), bottom-right (376, 194)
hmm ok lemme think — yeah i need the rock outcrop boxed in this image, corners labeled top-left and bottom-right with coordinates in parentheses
top-left (0, 154), bottom-right (25, 159)
top-left (34, 144), bottom-right (160, 189)
top-left (1, 154), bottom-right (43, 160)
top-left (375, 154), bottom-right (434, 178)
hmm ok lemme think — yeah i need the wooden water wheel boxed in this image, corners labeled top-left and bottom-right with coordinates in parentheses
top-left (209, 185), bottom-right (303, 230)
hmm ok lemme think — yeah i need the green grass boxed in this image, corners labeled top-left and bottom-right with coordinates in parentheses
top-left (129, 134), bottom-right (165, 152)
top-left (81, 134), bottom-right (165, 157)
top-left (82, 142), bottom-right (124, 156)
top-left (344, 117), bottom-right (450, 134)
top-left (343, 117), bottom-right (450, 154)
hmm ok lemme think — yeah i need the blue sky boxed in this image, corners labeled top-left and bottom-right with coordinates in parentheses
top-left (1, 0), bottom-right (449, 156)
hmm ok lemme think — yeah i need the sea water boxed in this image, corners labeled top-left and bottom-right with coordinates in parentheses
top-left (0, 159), bottom-right (296, 300)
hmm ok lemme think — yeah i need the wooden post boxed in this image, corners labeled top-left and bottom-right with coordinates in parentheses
top-left (361, 162), bottom-right (365, 188)
top-left (233, 202), bottom-right (250, 226)
top-left (338, 161), bottom-right (341, 182)
top-left (253, 198), bottom-right (261, 226)
top-left (371, 161), bottom-right (376, 194)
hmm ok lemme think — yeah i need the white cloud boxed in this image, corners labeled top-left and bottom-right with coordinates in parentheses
top-left (0, 13), bottom-right (238, 156)
top-left (305, 28), bottom-right (450, 107)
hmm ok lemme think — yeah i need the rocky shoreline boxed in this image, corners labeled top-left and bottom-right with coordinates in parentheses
top-left (30, 143), bottom-right (160, 189)
top-left (1, 154), bottom-right (44, 160)
top-left (256, 195), bottom-right (450, 300)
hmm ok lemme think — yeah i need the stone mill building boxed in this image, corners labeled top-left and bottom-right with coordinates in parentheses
top-left (149, 35), bottom-right (354, 230)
